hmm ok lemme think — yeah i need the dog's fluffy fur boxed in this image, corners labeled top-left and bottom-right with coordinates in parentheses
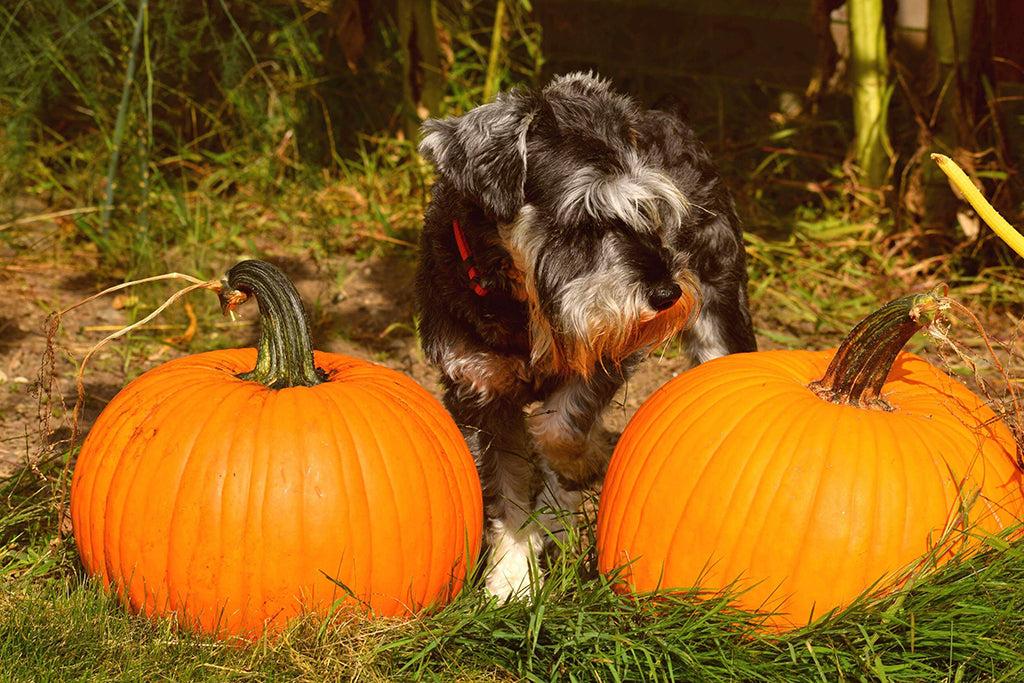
top-left (415, 72), bottom-right (756, 599)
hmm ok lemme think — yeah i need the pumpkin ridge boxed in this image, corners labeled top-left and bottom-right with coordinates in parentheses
top-left (351, 388), bottom-right (407, 610)
top-left (715, 387), bottom-right (828, 598)
top-left (239, 386), bottom-right (277, 631)
top-left (211, 381), bottom-right (263, 632)
top-left (881, 412), bottom-right (912, 587)
top-left (612, 374), bottom-right (785, 563)
top-left (320, 384), bottom-right (384, 609)
top-left (263, 389), bottom-right (308, 629)
top-left (295, 390), bottom-right (314, 619)
top-left (76, 370), bottom-right (220, 578)
top-left (407, 399), bottom-right (472, 603)
top-left (862, 404), bottom-right (884, 593)
top-left (313, 386), bottom-right (363, 612)
top-left (105, 376), bottom-right (233, 604)
top-left (162, 380), bottom-right (261, 629)
top-left (815, 409), bottom-right (871, 617)
top-left (962, 435), bottom-right (1021, 529)
top-left (904, 407), bottom-right (987, 538)
top-left (601, 368), bottom-right (780, 573)
top-left (894, 410), bottom-right (962, 529)
top-left (201, 384), bottom-right (266, 632)
top-left (389, 383), bottom-right (481, 580)
top-left (222, 385), bottom-right (267, 634)
top-left (614, 387), bottom-right (733, 581)
top-left (899, 414), bottom-right (994, 561)
top-left (74, 393), bottom-right (141, 579)
top-left (872, 411), bottom-right (897, 593)
top-left (664, 384), bottom-right (813, 585)
top-left (352, 372), bottom-right (481, 592)
top-left (780, 405), bottom-right (846, 622)
top-left (174, 378), bottom-right (262, 630)
top-left (645, 383), bottom-right (801, 588)
top-left (108, 376), bottom-right (201, 610)
top-left (369, 385), bottom-right (430, 607)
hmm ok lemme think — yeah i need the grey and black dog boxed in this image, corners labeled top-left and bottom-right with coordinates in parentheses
top-left (415, 72), bottom-right (756, 599)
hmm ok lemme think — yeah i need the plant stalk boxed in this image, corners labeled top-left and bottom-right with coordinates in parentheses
top-left (483, 0), bottom-right (506, 102)
top-left (810, 287), bottom-right (948, 408)
top-left (848, 0), bottom-right (891, 188)
top-left (220, 260), bottom-right (326, 389)
top-left (100, 0), bottom-right (147, 234)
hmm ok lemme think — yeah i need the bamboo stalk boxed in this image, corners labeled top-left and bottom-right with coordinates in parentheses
top-left (848, 0), bottom-right (891, 188)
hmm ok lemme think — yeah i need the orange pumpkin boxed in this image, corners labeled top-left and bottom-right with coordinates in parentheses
top-left (597, 288), bottom-right (1024, 630)
top-left (71, 260), bottom-right (483, 638)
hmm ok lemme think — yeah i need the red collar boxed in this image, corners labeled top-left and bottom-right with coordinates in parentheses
top-left (452, 219), bottom-right (489, 296)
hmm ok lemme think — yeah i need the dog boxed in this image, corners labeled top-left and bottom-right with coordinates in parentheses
top-left (415, 72), bottom-right (756, 600)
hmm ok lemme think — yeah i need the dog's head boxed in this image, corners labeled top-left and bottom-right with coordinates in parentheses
top-left (420, 72), bottom-right (700, 375)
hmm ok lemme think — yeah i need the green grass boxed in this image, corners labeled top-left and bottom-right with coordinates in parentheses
top-left (4, 3), bottom-right (1024, 680)
top-left (0, 0), bottom-right (540, 280)
top-left (4, 457), bottom-right (1024, 682)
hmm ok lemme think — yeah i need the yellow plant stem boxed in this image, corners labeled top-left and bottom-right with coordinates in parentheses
top-left (931, 153), bottom-right (1024, 259)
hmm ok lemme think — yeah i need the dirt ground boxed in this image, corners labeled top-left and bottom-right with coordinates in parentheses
top-left (0, 216), bottom-right (696, 479)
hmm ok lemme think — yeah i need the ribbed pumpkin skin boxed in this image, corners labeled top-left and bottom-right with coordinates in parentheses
top-left (71, 348), bottom-right (483, 638)
top-left (597, 349), bottom-right (1024, 630)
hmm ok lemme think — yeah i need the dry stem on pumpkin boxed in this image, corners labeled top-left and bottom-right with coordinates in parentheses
top-left (40, 272), bottom-right (221, 541)
top-left (930, 153), bottom-right (1024, 466)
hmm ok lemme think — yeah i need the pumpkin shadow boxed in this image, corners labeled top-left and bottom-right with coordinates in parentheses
top-left (0, 315), bottom-right (31, 347)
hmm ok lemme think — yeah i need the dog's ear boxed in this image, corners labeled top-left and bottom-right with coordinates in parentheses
top-left (419, 91), bottom-right (536, 222)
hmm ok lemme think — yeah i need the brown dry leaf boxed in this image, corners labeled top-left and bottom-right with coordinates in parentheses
top-left (163, 301), bottom-right (198, 346)
top-left (956, 210), bottom-right (981, 239)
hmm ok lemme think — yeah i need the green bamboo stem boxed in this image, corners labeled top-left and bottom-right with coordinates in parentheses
top-left (848, 0), bottom-right (891, 188)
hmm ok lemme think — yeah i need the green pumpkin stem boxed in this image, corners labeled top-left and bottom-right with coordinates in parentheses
top-left (220, 259), bottom-right (326, 389)
top-left (810, 286), bottom-right (949, 409)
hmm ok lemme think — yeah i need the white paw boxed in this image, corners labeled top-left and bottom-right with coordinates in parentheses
top-left (484, 521), bottom-right (542, 601)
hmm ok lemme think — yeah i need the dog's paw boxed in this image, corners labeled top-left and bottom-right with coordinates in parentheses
top-left (484, 551), bottom-right (539, 601)
top-left (484, 519), bottom-right (542, 601)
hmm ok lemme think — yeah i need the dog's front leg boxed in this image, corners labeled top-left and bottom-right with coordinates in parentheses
top-left (444, 393), bottom-right (546, 601)
top-left (527, 368), bottom-right (627, 541)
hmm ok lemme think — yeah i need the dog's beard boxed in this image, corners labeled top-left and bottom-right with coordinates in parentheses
top-left (524, 274), bottom-right (699, 378)
top-left (550, 276), bottom-right (699, 376)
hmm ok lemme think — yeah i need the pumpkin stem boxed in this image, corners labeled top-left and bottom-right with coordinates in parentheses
top-left (810, 286), bottom-right (949, 409)
top-left (219, 260), bottom-right (326, 389)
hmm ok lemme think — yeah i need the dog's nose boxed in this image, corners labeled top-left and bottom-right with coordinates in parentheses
top-left (648, 282), bottom-right (682, 312)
